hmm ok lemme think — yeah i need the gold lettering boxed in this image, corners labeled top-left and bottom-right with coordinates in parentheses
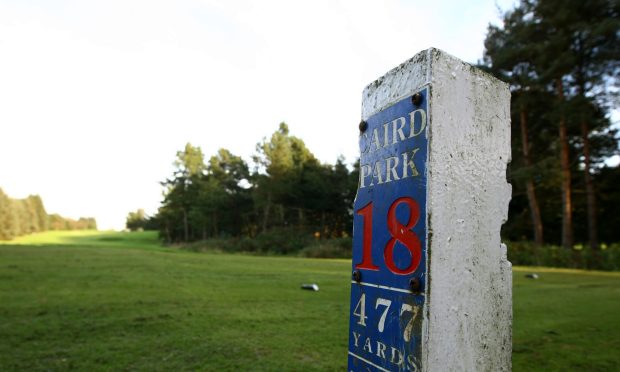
top-left (376, 341), bottom-right (387, 359)
top-left (385, 156), bottom-right (400, 183)
top-left (383, 122), bottom-right (389, 147)
top-left (408, 109), bottom-right (427, 138)
top-left (371, 128), bottom-right (381, 152)
top-left (402, 148), bottom-right (420, 178)
top-left (360, 164), bottom-right (372, 188)
top-left (371, 160), bottom-right (384, 185)
top-left (363, 337), bottom-right (373, 353)
top-left (390, 347), bottom-right (404, 365)
top-left (407, 355), bottom-right (420, 372)
top-left (359, 133), bottom-right (369, 154)
top-left (352, 332), bottom-right (361, 348)
top-left (392, 117), bottom-right (407, 144)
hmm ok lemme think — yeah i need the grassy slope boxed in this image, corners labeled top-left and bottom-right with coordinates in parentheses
top-left (1, 231), bottom-right (619, 371)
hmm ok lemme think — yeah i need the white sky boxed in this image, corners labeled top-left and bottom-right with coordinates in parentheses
top-left (0, 0), bottom-right (519, 230)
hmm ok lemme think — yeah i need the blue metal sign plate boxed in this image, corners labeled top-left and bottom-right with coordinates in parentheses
top-left (348, 87), bottom-right (428, 371)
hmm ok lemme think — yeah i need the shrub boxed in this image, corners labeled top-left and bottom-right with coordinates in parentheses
top-left (506, 241), bottom-right (620, 271)
top-left (252, 227), bottom-right (314, 254)
top-left (178, 234), bottom-right (619, 271)
top-left (299, 237), bottom-right (353, 259)
top-left (178, 227), bottom-right (314, 255)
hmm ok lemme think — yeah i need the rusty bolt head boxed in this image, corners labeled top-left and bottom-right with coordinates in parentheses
top-left (359, 120), bottom-right (368, 133)
top-left (352, 270), bottom-right (362, 282)
top-left (409, 278), bottom-right (421, 293)
top-left (412, 93), bottom-right (423, 106)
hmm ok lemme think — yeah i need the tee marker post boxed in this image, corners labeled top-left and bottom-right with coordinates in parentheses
top-left (348, 48), bottom-right (512, 372)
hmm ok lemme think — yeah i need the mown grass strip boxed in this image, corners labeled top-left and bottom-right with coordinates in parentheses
top-left (1, 231), bottom-right (618, 371)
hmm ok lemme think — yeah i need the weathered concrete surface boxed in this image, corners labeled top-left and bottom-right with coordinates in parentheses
top-left (362, 48), bottom-right (512, 372)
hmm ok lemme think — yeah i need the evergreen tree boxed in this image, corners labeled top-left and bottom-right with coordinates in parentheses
top-left (126, 209), bottom-right (148, 231)
top-left (0, 188), bottom-right (17, 240)
top-left (484, 3), bottom-right (547, 245)
top-left (165, 142), bottom-right (207, 241)
top-left (27, 195), bottom-right (48, 232)
top-left (483, 0), bottom-right (619, 249)
top-left (206, 149), bottom-right (252, 237)
top-left (253, 123), bottom-right (318, 232)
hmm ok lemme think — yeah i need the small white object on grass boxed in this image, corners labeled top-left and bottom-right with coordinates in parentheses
top-left (525, 273), bottom-right (539, 279)
top-left (301, 284), bottom-right (319, 291)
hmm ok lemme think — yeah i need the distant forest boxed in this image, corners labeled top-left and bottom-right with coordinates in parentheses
top-left (134, 0), bottom-right (619, 252)
top-left (0, 189), bottom-right (97, 240)
top-left (132, 122), bottom-right (358, 244)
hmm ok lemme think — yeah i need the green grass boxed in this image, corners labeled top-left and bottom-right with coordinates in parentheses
top-left (512, 266), bottom-right (620, 371)
top-left (1, 231), bottom-right (619, 371)
top-left (4, 230), bottom-right (164, 250)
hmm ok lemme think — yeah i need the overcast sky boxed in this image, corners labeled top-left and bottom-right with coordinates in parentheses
top-left (1, 0), bottom-right (523, 230)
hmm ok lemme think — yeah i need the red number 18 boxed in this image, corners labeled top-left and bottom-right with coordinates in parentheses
top-left (355, 197), bottom-right (422, 275)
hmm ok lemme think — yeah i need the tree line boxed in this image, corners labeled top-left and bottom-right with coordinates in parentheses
top-left (144, 123), bottom-right (358, 244)
top-left (141, 0), bottom-right (619, 257)
top-left (482, 0), bottom-right (619, 252)
top-left (0, 188), bottom-right (97, 240)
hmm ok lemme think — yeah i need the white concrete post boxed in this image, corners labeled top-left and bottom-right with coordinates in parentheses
top-left (360, 48), bottom-right (512, 371)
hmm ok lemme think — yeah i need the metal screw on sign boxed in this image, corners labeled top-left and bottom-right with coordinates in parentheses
top-left (352, 270), bottom-right (362, 282)
top-left (412, 93), bottom-right (423, 106)
top-left (359, 120), bottom-right (368, 133)
top-left (409, 278), bottom-right (421, 293)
